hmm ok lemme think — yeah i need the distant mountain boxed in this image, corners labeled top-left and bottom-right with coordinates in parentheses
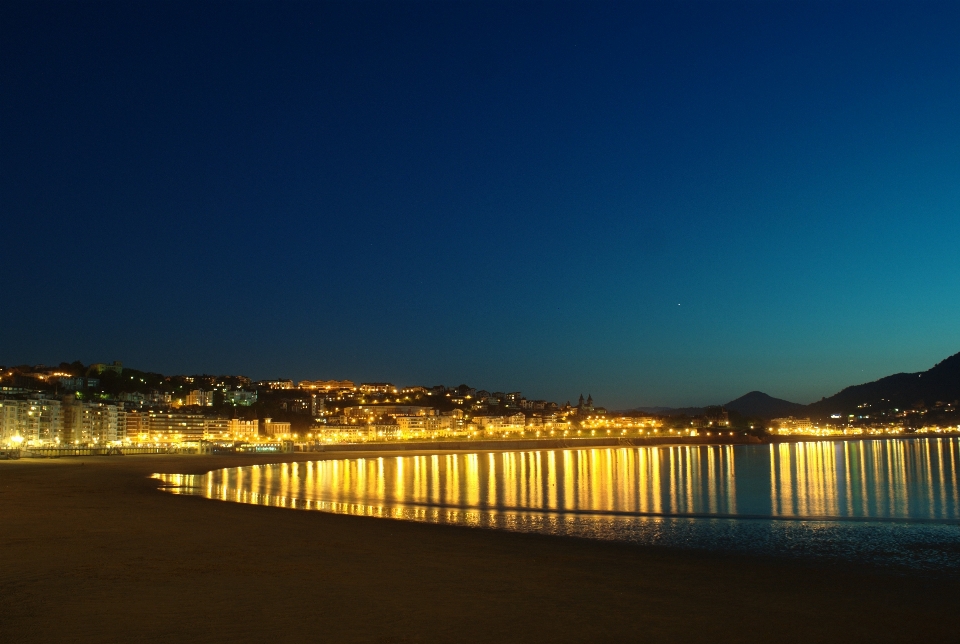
top-left (622, 350), bottom-right (960, 421)
top-left (627, 392), bottom-right (802, 418)
top-left (807, 351), bottom-right (960, 418)
top-left (723, 391), bottom-right (806, 418)
top-left (627, 393), bottom-right (802, 418)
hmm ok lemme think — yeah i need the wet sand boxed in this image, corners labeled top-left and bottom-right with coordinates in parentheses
top-left (1, 452), bottom-right (956, 643)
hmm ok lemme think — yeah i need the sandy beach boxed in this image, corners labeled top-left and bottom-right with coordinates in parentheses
top-left (1, 451), bottom-right (956, 643)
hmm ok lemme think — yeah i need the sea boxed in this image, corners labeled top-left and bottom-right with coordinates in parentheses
top-left (155, 437), bottom-right (960, 573)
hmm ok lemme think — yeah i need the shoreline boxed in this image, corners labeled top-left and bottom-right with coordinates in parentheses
top-left (4, 430), bottom-right (946, 462)
top-left (2, 454), bottom-right (957, 642)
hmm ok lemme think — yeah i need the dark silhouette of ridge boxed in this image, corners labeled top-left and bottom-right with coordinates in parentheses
top-left (723, 391), bottom-right (806, 418)
top-left (627, 392), bottom-right (802, 418)
top-left (627, 350), bottom-right (960, 420)
top-left (807, 350), bottom-right (960, 418)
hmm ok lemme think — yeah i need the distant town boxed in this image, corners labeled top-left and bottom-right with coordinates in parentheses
top-left (1, 358), bottom-right (958, 454)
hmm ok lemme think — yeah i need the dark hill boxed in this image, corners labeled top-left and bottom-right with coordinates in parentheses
top-left (627, 391), bottom-right (803, 418)
top-left (807, 351), bottom-right (960, 418)
top-left (723, 391), bottom-right (806, 418)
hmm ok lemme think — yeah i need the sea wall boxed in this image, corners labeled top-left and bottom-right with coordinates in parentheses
top-left (319, 435), bottom-right (764, 453)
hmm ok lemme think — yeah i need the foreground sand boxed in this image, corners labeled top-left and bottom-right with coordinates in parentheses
top-left (1, 452), bottom-right (956, 643)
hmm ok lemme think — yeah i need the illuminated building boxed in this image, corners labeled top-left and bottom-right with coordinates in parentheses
top-left (119, 410), bottom-right (148, 440)
top-left (58, 377), bottom-right (99, 391)
top-left (772, 417), bottom-right (815, 433)
top-left (226, 418), bottom-right (259, 437)
top-left (473, 415), bottom-right (504, 432)
top-left (255, 380), bottom-right (294, 390)
top-left (63, 400), bottom-right (118, 443)
top-left (262, 418), bottom-right (292, 436)
top-left (147, 390), bottom-right (172, 406)
top-left (224, 390), bottom-right (257, 406)
top-left (359, 383), bottom-right (396, 394)
top-left (0, 400), bottom-right (18, 442)
top-left (147, 411), bottom-right (207, 440)
top-left (185, 389), bottom-right (214, 406)
top-left (318, 424), bottom-right (399, 441)
top-left (315, 394), bottom-right (327, 417)
top-left (395, 415), bottom-right (461, 438)
top-left (396, 416), bottom-right (431, 433)
top-left (298, 379), bottom-right (355, 392)
top-left (202, 417), bottom-right (230, 438)
top-left (118, 391), bottom-right (146, 405)
top-left (87, 361), bottom-right (123, 375)
top-left (344, 405), bottom-right (432, 418)
top-left (0, 398), bottom-right (63, 444)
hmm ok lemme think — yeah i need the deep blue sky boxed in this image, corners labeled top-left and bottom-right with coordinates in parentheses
top-left (3, 1), bottom-right (960, 408)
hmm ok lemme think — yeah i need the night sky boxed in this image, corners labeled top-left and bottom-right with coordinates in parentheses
top-left (3, 1), bottom-right (960, 408)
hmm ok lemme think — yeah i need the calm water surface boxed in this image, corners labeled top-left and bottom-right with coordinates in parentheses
top-left (157, 438), bottom-right (960, 571)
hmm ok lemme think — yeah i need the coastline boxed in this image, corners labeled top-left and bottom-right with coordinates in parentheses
top-left (312, 431), bottom-right (940, 453)
top-left (3, 431), bottom-right (941, 463)
top-left (2, 451), bottom-right (958, 642)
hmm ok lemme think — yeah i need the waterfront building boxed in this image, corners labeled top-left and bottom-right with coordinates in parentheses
top-left (0, 398), bottom-right (64, 444)
top-left (262, 418), bottom-right (292, 436)
top-left (318, 424), bottom-right (398, 441)
top-left (119, 409), bottom-right (149, 440)
top-left (473, 415), bottom-right (504, 432)
top-left (202, 417), bottom-right (230, 439)
top-left (704, 407), bottom-right (729, 427)
top-left (396, 416), bottom-right (430, 433)
top-left (147, 411), bottom-right (207, 440)
top-left (394, 415), bottom-right (463, 438)
top-left (0, 400), bottom-right (18, 442)
top-left (226, 418), bottom-right (259, 438)
top-left (773, 417), bottom-right (814, 433)
top-left (63, 400), bottom-right (118, 443)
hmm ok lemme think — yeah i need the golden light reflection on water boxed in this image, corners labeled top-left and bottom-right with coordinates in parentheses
top-left (156, 439), bottom-right (960, 524)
